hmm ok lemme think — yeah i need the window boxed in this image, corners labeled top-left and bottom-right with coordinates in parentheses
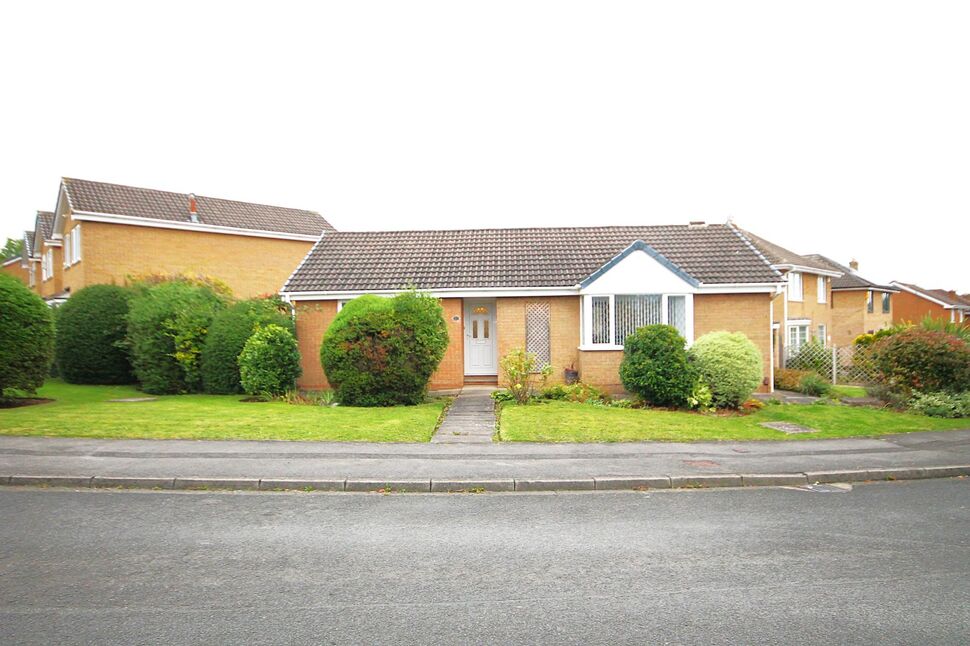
top-left (817, 324), bottom-right (827, 347)
top-left (881, 292), bottom-right (890, 314)
top-left (787, 272), bottom-right (803, 301)
top-left (29, 263), bottom-right (35, 287)
top-left (585, 294), bottom-right (690, 347)
top-left (63, 232), bottom-right (71, 267)
top-left (866, 290), bottom-right (874, 313)
top-left (525, 302), bottom-right (551, 367)
top-left (42, 249), bottom-right (53, 281)
top-left (817, 276), bottom-right (826, 303)
top-left (71, 225), bottom-right (81, 263)
top-left (787, 324), bottom-right (808, 352)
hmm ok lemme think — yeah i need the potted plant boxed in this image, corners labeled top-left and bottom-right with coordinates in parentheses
top-left (564, 363), bottom-right (579, 385)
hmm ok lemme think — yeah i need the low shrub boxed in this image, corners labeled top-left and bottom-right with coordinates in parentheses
top-left (688, 381), bottom-right (714, 411)
top-left (774, 368), bottom-right (813, 391)
top-left (869, 328), bottom-right (970, 396)
top-left (540, 382), bottom-right (608, 404)
top-left (0, 274), bottom-right (55, 396)
top-left (907, 391), bottom-right (970, 418)
top-left (689, 331), bottom-right (763, 408)
top-left (279, 389), bottom-right (336, 406)
top-left (619, 324), bottom-right (697, 408)
top-left (785, 340), bottom-right (832, 376)
top-left (54, 284), bottom-right (133, 384)
top-left (320, 292), bottom-right (449, 406)
top-left (500, 348), bottom-right (553, 404)
top-left (238, 324), bottom-right (302, 397)
top-left (201, 297), bottom-right (294, 394)
top-left (798, 373), bottom-right (831, 397)
top-left (127, 280), bottom-right (228, 394)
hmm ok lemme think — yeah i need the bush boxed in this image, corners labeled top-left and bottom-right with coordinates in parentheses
top-left (774, 368), bottom-right (813, 391)
top-left (500, 348), bottom-right (553, 404)
top-left (619, 324), bottom-right (697, 408)
top-left (689, 331), bottom-right (764, 408)
top-left (127, 281), bottom-right (228, 394)
top-left (785, 340), bottom-right (832, 376)
top-left (54, 285), bottom-right (133, 384)
top-left (0, 274), bottom-right (55, 396)
top-left (320, 292), bottom-right (449, 406)
top-left (540, 382), bottom-right (608, 404)
top-left (238, 324), bottom-right (302, 397)
top-left (908, 391), bottom-right (970, 418)
top-left (201, 298), bottom-right (294, 394)
top-left (869, 328), bottom-right (970, 396)
top-left (798, 373), bottom-right (831, 397)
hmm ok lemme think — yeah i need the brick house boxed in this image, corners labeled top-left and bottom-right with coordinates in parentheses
top-left (890, 282), bottom-right (970, 325)
top-left (803, 255), bottom-right (898, 346)
top-left (735, 231), bottom-right (842, 369)
top-left (21, 178), bottom-right (333, 303)
top-left (280, 222), bottom-right (792, 393)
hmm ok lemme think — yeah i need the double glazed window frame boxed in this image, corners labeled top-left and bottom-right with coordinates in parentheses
top-left (580, 293), bottom-right (693, 350)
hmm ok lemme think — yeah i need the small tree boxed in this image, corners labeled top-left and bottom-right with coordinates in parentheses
top-left (619, 324), bottom-right (697, 408)
top-left (0, 274), bottom-right (55, 396)
top-left (1, 237), bottom-right (23, 262)
top-left (238, 324), bottom-right (302, 397)
top-left (689, 331), bottom-right (764, 408)
top-left (499, 348), bottom-right (553, 404)
top-left (54, 284), bottom-right (133, 384)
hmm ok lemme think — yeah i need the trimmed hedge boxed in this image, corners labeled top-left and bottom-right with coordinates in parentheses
top-left (619, 324), bottom-right (697, 408)
top-left (238, 324), bottom-right (302, 397)
top-left (320, 292), bottom-right (449, 406)
top-left (689, 331), bottom-right (763, 408)
top-left (201, 298), bottom-right (294, 394)
top-left (127, 281), bottom-right (227, 394)
top-left (869, 328), bottom-right (970, 396)
top-left (0, 274), bottom-right (55, 396)
top-left (54, 284), bottom-right (133, 384)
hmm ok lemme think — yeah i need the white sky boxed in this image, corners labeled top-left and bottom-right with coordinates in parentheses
top-left (1, 1), bottom-right (968, 290)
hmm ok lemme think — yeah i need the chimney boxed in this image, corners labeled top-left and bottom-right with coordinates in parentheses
top-left (188, 193), bottom-right (199, 223)
top-left (849, 259), bottom-right (859, 271)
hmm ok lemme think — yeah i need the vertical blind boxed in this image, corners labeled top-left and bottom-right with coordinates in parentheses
top-left (614, 295), bottom-right (662, 345)
top-left (591, 296), bottom-right (610, 344)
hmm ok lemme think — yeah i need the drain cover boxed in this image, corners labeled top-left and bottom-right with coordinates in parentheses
top-left (760, 421), bottom-right (819, 434)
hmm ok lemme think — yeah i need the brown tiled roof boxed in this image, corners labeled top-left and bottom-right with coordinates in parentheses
top-left (284, 224), bottom-right (783, 293)
top-left (737, 229), bottom-right (834, 273)
top-left (893, 282), bottom-right (970, 310)
top-left (23, 230), bottom-right (35, 258)
top-left (804, 254), bottom-right (895, 291)
top-left (62, 178), bottom-right (334, 238)
top-left (35, 211), bottom-right (55, 241)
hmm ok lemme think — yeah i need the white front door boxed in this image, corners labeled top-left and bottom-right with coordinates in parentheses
top-left (464, 299), bottom-right (498, 375)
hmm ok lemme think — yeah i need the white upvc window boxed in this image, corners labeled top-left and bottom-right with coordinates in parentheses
top-left (582, 293), bottom-right (693, 349)
top-left (64, 232), bottom-right (72, 267)
top-left (817, 324), bottom-right (827, 347)
top-left (72, 224), bottom-right (81, 263)
top-left (29, 263), bottom-right (36, 287)
top-left (817, 276), bottom-right (826, 303)
top-left (787, 272), bottom-right (803, 301)
top-left (787, 324), bottom-right (808, 352)
top-left (42, 249), bottom-right (53, 281)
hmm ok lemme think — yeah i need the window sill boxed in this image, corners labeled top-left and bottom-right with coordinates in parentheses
top-left (578, 345), bottom-right (625, 352)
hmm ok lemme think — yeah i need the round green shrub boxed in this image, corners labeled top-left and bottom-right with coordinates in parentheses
top-left (689, 331), bottom-right (764, 408)
top-left (619, 324), bottom-right (697, 408)
top-left (869, 328), bottom-right (970, 396)
top-left (0, 273), bottom-right (55, 396)
top-left (797, 373), bottom-right (831, 397)
top-left (201, 298), bottom-right (294, 394)
top-left (320, 292), bottom-right (449, 406)
top-left (54, 284), bottom-right (133, 384)
top-left (127, 281), bottom-right (227, 394)
top-left (238, 324), bottom-right (302, 397)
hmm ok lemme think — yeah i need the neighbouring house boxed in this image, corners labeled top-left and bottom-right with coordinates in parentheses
top-left (803, 255), bottom-right (898, 346)
top-left (890, 282), bottom-right (970, 324)
top-left (280, 222), bottom-right (788, 394)
top-left (23, 178), bottom-right (334, 303)
top-left (0, 255), bottom-right (29, 284)
top-left (734, 230), bottom-right (842, 368)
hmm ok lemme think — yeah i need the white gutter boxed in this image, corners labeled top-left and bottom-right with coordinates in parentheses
top-left (772, 263), bottom-right (843, 278)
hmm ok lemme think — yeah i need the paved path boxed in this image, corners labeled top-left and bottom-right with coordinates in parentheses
top-left (1, 429), bottom-right (969, 491)
top-left (430, 386), bottom-right (496, 444)
top-left (2, 480), bottom-right (969, 644)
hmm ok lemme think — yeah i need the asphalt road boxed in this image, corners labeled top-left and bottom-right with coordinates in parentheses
top-left (1, 480), bottom-right (969, 645)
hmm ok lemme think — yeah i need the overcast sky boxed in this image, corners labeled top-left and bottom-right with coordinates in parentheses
top-left (2, 1), bottom-right (967, 289)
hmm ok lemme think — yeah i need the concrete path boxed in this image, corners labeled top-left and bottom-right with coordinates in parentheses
top-left (1, 429), bottom-right (969, 492)
top-left (430, 386), bottom-right (496, 444)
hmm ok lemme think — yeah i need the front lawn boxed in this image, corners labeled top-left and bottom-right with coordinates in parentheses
top-left (499, 400), bottom-right (969, 442)
top-left (0, 381), bottom-right (445, 442)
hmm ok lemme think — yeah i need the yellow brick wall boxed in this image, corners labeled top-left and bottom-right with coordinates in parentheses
top-left (79, 221), bottom-right (315, 298)
top-left (38, 240), bottom-right (63, 298)
top-left (830, 290), bottom-right (895, 347)
top-left (496, 296), bottom-right (581, 386)
top-left (786, 273), bottom-right (833, 342)
top-left (430, 298), bottom-right (465, 390)
top-left (0, 260), bottom-right (29, 285)
top-left (693, 292), bottom-right (773, 393)
top-left (577, 350), bottom-right (626, 394)
top-left (60, 211), bottom-right (86, 296)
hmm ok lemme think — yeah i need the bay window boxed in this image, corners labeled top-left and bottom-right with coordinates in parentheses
top-left (583, 293), bottom-right (691, 348)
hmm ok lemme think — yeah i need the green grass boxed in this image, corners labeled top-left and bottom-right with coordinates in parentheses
top-left (498, 400), bottom-right (969, 442)
top-left (0, 381), bottom-right (445, 442)
top-left (829, 385), bottom-right (869, 399)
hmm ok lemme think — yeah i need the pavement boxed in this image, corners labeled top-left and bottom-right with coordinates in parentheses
top-left (2, 428), bottom-right (970, 492)
top-left (430, 385), bottom-right (495, 443)
top-left (2, 479), bottom-right (968, 644)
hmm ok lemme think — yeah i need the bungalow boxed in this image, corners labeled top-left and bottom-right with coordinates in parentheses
top-left (890, 282), bottom-right (970, 324)
top-left (803, 255), bottom-right (898, 346)
top-left (280, 222), bottom-right (788, 393)
top-left (23, 178), bottom-right (334, 303)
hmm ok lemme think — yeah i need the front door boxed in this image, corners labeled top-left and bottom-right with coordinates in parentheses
top-left (464, 299), bottom-right (497, 375)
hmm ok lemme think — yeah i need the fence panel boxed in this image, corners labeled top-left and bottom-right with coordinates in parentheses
top-left (783, 343), bottom-right (878, 385)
